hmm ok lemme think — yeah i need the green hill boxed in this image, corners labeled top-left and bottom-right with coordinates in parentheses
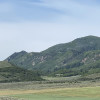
top-left (0, 61), bottom-right (42, 83)
top-left (6, 35), bottom-right (100, 76)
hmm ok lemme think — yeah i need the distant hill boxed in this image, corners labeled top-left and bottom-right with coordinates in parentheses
top-left (0, 61), bottom-right (42, 82)
top-left (6, 35), bottom-right (100, 76)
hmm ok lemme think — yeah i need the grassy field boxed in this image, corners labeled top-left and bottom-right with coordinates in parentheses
top-left (0, 75), bottom-right (100, 100)
top-left (0, 86), bottom-right (100, 100)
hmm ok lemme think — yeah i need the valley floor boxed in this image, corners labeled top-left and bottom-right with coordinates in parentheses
top-left (0, 78), bottom-right (100, 100)
top-left (0, 86), bottom-right (100, 100)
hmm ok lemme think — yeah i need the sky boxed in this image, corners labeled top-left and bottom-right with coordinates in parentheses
top-left (0, 0), bottom-right (100, 60)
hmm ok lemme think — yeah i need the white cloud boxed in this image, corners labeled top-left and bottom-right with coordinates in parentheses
top-left (28, 0), bottom-right (100, 22)
top-left (0, 0), bottom-right (100, 60)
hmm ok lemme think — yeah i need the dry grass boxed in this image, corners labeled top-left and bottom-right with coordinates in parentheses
top-left (0, 76), bottom-right (100, 100)
top-left (0, 88), bottom-right (75, 96)
top-left (0, 87), bottom-right (100, 98)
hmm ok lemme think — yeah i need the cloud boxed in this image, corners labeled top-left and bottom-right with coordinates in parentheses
top-left (0, 0), bottom-right (100, 60)
top-left (0, 0), bottom-right (65, 22)
top-left (24, 0), bottom-right (100, 23)
top-left (0, 0), bottom-right (100, 23)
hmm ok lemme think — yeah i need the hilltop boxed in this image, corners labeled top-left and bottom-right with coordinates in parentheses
top-left (6, 35), bottom-right (100, 76)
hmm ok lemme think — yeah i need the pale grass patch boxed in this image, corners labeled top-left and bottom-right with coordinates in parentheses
top-left (0, 87), bottom-right (100, 98)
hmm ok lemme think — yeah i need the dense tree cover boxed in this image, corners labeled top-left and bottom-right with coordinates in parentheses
top-left (0, 61), bottom-right (43, 83)
top-left (6, 36), bottom-right (100, 77)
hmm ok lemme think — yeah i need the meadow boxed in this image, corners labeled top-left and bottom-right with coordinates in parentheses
top-left (0, 87), bottom-right (100, 100)
top-left (0, 75), bottom-right (100, 100)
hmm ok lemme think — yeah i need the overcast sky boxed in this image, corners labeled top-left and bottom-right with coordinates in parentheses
top-left (0, 0), bottom-right (100, 60)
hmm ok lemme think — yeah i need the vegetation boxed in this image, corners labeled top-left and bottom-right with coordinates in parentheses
top-left (0, 87), bottom-right (100, 100)
top-left (0, 61), bottom-right (43, 82)
top-left (0, 74), bottom-right (100, 100)
top-left (1, 35), bottom-right (100, 100)
top-left (6, 35), bottom-right (100, 77)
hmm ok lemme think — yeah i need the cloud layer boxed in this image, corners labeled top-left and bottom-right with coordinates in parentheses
top-left (0, 0), bottom-right (100, 60)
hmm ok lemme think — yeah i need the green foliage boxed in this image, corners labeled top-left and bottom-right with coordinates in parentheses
top-left (11, 87), bottom-right (100, 100)
top-left (0, 61), bottom-right (43, 83)
top-left (5, 36), bottom-right (100, 77)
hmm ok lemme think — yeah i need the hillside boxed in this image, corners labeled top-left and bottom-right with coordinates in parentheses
top-left (0, 61), bottom-right (42, 82)
top-left (6, 35), bottom-right (100, 76)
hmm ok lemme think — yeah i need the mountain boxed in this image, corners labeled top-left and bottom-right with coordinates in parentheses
top-left (0, 61), bottom-right (42, 82)
top-left (6, 35), bottom-right (100, 76)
